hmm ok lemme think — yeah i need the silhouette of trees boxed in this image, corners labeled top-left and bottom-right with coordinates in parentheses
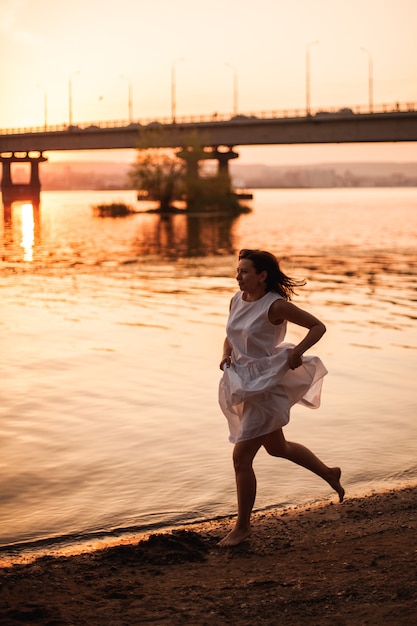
top-left (130, 131), bottom-right (250, 214)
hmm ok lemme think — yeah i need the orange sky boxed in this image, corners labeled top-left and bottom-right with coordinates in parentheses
top-left (1, 0), bottom-right (416, 165)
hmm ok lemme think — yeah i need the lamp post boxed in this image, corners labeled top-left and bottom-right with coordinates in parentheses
top-left (360, 47), bottom-right (374, 112)
top-left (225, 62), bottom-right (238, 116)
top-left (69, 70), bottom-right (80, 126)
top-left (171, 57), bottom-right (185, 123)
top-left (37, 85), bottom-right (48, 130)
top-left (306, 40), bottom-right (319, 115)
top-left (120, 75), bottom-right (133, 123)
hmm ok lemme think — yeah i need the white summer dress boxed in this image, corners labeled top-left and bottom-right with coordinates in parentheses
top-left (218, 291), bottom-right (328, 443)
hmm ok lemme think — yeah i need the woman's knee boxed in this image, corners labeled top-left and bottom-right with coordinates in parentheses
top-left (232, 440), bottom-right (261, 472)
top-left (233, 450), bottom-right (253, 472)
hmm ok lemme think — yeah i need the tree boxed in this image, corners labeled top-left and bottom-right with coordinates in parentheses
top-left (129, 148), bottom-right (186, 212)
top-left (130, 131), bottom-right (250, 214)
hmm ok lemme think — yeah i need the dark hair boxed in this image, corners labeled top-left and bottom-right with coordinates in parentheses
top-left (238, 249), bottom-right (305, 300)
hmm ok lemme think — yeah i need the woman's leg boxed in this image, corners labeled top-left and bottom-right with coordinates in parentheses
top-left (263, 429), bottom-right (345, 502)
top-left (219, 436), bottom-right (264, 547)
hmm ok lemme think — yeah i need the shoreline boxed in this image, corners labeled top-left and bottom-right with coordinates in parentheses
top-left (0, 480), bottom-right (409, 568)
top-left (1, 484), bottom-right (416, 625)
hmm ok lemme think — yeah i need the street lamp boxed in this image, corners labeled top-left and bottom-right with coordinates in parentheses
top-left (306, 40), bottom-right (319, 115)
top-left (69, 70), bottom-right (80, 126)
top-left (360, 47), bottom-right (374, 112)
top-left (225, 62), bottom-right (238, 116)
top-left (120, 75), bottom-right (133, 123)
top-left (171, 57), bottom-right (185, 123)
top-left (37, 84), bottom-right (48, 130)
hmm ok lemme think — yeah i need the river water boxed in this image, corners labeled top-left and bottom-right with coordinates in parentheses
top-left (1, 187), bottom-right (416, 562)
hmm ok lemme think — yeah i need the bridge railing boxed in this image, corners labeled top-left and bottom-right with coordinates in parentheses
top-left (0, 102), bottom-right (415, 136)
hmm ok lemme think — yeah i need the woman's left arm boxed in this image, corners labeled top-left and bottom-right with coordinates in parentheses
top-left (269, 300), bottom-right (326, 370)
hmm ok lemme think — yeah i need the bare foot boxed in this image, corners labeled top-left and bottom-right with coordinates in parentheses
top-left (218, 526), bottom-right (251, 547)
top-left (328, 467), bottom-right (345, 503)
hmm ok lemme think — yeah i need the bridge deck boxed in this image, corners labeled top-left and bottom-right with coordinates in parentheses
top-left (1, 104), bottom-right (416, 153)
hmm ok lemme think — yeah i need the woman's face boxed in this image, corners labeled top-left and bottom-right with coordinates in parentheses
top-left (236, 258), bottom-right (266, 293)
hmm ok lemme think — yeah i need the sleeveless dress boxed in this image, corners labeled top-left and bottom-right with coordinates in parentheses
top-left (218, 291), bottom-right (328, 443)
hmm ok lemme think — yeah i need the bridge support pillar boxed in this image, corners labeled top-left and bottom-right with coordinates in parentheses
top-left (176, 146), bottom-right (243, 210)
top-left (176, 146), bottom-right (210, 209)
top-left (0, 152), bottom-right (47, 207)
top-left (213, 147), bottom-right (239, 175)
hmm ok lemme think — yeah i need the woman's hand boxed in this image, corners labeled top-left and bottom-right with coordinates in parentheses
top-left (220, 337), bottom-right (233, 370)
top-left (220, 356), bottom-right (232, 370)
top-left (288, 349), bottom-right (303, 370)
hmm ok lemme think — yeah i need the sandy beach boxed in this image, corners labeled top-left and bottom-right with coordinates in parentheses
top-left (0, 484), bottom-right (416, 625)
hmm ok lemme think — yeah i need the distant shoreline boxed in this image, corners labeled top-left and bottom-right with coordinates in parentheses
top-left (38, 183), bottom-right (417, 191)
top-left (10, 160), bottom-right (417, 191)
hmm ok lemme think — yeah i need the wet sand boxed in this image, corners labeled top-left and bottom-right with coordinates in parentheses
top-left (1, 485), bottom-right (416, 625)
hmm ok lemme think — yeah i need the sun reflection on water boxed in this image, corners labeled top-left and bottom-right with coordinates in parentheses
top-left (20, 203), bottom-right (34, 261)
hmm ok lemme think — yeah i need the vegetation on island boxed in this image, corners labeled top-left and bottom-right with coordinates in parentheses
top-left (129, 148), bottom-right (186, 212)
top-left (92, 202), bottom-right (135, 217)
top-left (128, 131), bottom-right (251, 215)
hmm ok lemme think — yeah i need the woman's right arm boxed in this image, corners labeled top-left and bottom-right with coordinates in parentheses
top-left (220, 297), bottom-right (234, 370)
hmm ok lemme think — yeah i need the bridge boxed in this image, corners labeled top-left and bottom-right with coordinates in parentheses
top-left (1, 101), bottom-right (416, 206)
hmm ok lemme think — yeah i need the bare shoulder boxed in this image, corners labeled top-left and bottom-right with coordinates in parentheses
top-left (268, 297), bottom-right (289, 324)
top-left (269, 298), bottom-right (324, 329)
